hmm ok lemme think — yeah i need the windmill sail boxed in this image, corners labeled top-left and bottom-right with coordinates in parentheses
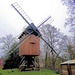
top-left (11, 2), bottom-right (33, 25)
top-left (11, 2), bottom-right (41, 36)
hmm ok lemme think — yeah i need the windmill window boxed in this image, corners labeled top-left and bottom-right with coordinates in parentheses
top-left (30, 42), bottom-right (35, 44)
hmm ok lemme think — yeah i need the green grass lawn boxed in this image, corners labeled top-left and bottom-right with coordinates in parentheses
top-left (0, 68), bottom-right (60, 75)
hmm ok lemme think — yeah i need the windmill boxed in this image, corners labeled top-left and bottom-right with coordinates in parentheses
top-left (7, 2), bottom-right (57, 71)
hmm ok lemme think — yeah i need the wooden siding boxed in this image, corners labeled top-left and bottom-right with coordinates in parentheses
top-left (19, 34), bottom-right (40, 56)
top-left (61, 64), bottom-right (75, 75)
top-left (71, 65), bottom-right (75, 75)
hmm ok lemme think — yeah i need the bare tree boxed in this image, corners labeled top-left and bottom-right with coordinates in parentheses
top-left (61, 0), bottom-right (75, 33)
top-left (40, 24), bottom-right (64, 69)
top-left (0, 34), bottom-right (18, 56)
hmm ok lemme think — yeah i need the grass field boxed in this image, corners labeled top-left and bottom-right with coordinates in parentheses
top-left (0, 68), bottom-right (60, 75)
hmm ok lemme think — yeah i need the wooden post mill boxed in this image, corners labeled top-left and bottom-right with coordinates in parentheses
top-left (10, 2), bottom-right (58, 71)
top-left (18, 26), bottom-right (40, 71)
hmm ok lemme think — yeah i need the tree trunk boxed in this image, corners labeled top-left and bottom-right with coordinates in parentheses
top-left (45, 51), bottom-right (47, 68)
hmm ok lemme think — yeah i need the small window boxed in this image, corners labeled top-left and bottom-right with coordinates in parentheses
top-left (30, 42), bottom-right (35, 44)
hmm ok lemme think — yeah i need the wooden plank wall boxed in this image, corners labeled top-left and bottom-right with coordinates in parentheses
top-left (61, 64), bottom-right (75, 75)
top-left (19, 34), bottom-right (40, 56)
top-left (61, 65), bottom-right (68, 75)
top-left (71, 65), bottom-right (75, 75)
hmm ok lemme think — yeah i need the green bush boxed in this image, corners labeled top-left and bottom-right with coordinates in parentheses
top-left (3, 48), bottom-right (21, 69)
top-left (53, 69), bottom-right (61, 74)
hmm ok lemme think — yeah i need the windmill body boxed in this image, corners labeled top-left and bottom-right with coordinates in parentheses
top-left (19, 34), bottom-right (40, 56)
top-left (18, 25), bottom-right (40, 56)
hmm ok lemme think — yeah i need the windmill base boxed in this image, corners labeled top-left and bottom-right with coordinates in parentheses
top-left (18, 55), bottom-right (40, 71)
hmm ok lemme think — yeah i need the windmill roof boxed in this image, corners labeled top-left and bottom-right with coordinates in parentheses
top-left (18, 26), bottom-right (40, 39)
top-left (61, 60), bottom-right (75, 65)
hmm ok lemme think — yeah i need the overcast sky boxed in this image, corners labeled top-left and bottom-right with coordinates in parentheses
top-left (0, 0), bottom-right (70, 38)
